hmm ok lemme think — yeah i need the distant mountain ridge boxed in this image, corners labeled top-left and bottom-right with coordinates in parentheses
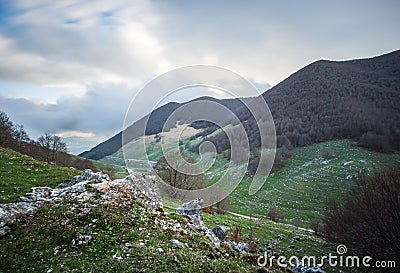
top-left (79, 98), bottom-right (244, 160)
top-left (80, 50), bottom-right (400, 160)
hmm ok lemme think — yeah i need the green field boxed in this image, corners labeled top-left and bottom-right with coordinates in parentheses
top-left (0, 147), bottom-right (81, 203)
top-left (91, 159), bottom-right (129, 179)
top-left (230, 140), bottom-right (400, 226)
top-left (0, 147), bottom-right (301, 272)
top-left (113, 134), bottom-right (400, 228)
top-left (1, 142), bottom-right (393, 272)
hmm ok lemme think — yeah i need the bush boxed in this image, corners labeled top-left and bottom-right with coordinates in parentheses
top-left (310, 219), bottom-right (323, 236)
top-left (323, 168), bottom-right (400, 264)
top-left (267, 207), bottom-right (284, 222)
top-left (358, 132), bottom-right (392, 152)
top-left (291, 218), bottom-right (302, 227)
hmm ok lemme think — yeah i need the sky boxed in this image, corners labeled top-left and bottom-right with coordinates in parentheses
top-left (0, 0), bottom-right (399, 154)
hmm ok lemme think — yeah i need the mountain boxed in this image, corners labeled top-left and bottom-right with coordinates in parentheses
top-left (193, 50), bottom-right (400, 155)
top-left (80, 50), bottom-right (400, 160)
top-left (79, 97), bottom-right (246, 160)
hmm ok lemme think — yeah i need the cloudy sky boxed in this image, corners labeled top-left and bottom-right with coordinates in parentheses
top-left (0, 0), bottom-right (399, 153)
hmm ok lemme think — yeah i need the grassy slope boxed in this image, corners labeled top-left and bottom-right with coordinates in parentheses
top-left (231, 140), bottom-right (400, 226)
top-left (0, 144), bottom-right (387, 272)
top-left (1, 200), bottom-right (281, 273)
top-left (114, 134), bottom-right (400, 227)
top-left (0, 148), bottom-right (285, 272)
top-left (0, 147), bottom-right (81, 203)
top-left (91, 160), bottom-right (129, 179)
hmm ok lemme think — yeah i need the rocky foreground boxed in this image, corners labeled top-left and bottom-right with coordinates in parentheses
top-left (0, 170), bottom-right (326, 273)
top-left (0, 170), bottom-right (245, 251)
top-left (0, 170), bottom-right (161, 236)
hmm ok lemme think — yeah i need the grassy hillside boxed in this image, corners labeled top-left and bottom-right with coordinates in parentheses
top-left (0, 147), bottom-right (81, 203)
top-left (1, 143), bottom-right (389, 272)
top-left (91, 159), bottom-right (129, 179)
top-left (230, 140), bottom-right (400, 226)
top-left (0, 147), bottom-right (323, 273)
top-left (113, 134), bottom-right (400, 228)
top-left (0, 198), bottom-right (340, 272)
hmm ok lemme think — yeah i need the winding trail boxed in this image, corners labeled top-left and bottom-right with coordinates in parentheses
top-left (226, 211), bottom-right (315, 233)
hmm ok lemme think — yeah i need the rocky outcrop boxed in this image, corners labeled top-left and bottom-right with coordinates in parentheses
top-left (0, 169), bottom-right (162, 237)
top-left (176, 199), bottom-right (205, 228)
top-left (94, 174), bottom-right (162, 211)
top-left (0, 177), bottom-right (95, 236)
top-left (62, 169), bottom-right (110, 187)
top-left (176, 199), bottom-right (247, 252)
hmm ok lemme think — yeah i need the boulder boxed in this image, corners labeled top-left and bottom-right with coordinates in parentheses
top-left (234, 242), bottom-right (250, 254)
top-left (72, 234), bottom-right (92, 247)
top-left (176, 199), bottom-right (225, 246)
top-left (66, 169), bottom-right (110, 187)
top-left (176, 199), bottom-right (204, 228)
top-left (212, 225), bottom-right (230, 241)
top-left (205, 228), bottom-right (221, 247)
top-left (170, 238), bottom-right (187, 248)
top-left (176, 199), bottom-right (202, 216)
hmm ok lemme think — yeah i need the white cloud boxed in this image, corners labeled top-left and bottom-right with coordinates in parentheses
top-left (0, 83), bottom-right (135, 139)
top-left (0, 0), bottom-right (399, 142)
top-left (55, 130), bottom-right (95, 138)
top-left (1, 0), bottom-right (164, 90)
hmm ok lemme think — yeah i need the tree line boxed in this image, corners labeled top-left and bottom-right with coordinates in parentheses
top-left (186, 51), bottom-right (400, 173)
top-left (0, 111), bottom-right (96, 170)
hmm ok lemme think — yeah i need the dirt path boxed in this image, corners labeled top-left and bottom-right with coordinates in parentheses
top-left (226, 211), bottom-right (315, 233)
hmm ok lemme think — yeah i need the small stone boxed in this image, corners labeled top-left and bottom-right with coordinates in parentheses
top-left (170, 238), bottom-right (186, 248)
top-left (112, 252), bottom-right (123, 261)
top-left (124, 242), bottom-right (132, 248)
top-left (234, 242), bottom-right (250, 254)
top-left (157, 247), bottom-right (164, 253)
top-left (0, 226), bottom-right (11, 237)
top-left (211, 226), bottom-right (230, 241)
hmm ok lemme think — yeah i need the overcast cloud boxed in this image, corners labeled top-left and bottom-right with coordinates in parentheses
top-left (0, 0), bottom-right (399, 152)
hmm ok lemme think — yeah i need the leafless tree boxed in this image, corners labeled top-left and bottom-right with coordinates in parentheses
top-left (12, 124), bottom-right (29, 150)
top-left (324, 168), bottom-right (400, 265)
top-left (155, 150), bottom-right (204, 200)
top-left (37, 133), bottom-right (67, 163)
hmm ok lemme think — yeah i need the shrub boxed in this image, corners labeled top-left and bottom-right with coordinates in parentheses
top-left (358, 132), bottom-right (392, 152)
top-left (323, 168), bottom-right (400, 264)
top-left (310, 219), bottom-right (323, 236)
top-left (267, 207), bottom-right (284, 222)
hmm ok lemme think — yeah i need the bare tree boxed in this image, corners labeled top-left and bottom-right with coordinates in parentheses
top-left (37, 133), bottom-right (67, 163)
top-left (0, 111), bottom-right (14, 146)
top-left (154, 150), bottom-right (204, 200)
top-left (267, 207), bottom-right (284, 222)
top-left (205, 187), bottom-right (233, 214)
top-left (0, 111), bottom-right (12, 130)
top-left (324, 168), bottom-right (400, 265)
top-left (12, 124), bottom-right (29, 150)
top-left (38, 133), bottom-right (52, 162)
